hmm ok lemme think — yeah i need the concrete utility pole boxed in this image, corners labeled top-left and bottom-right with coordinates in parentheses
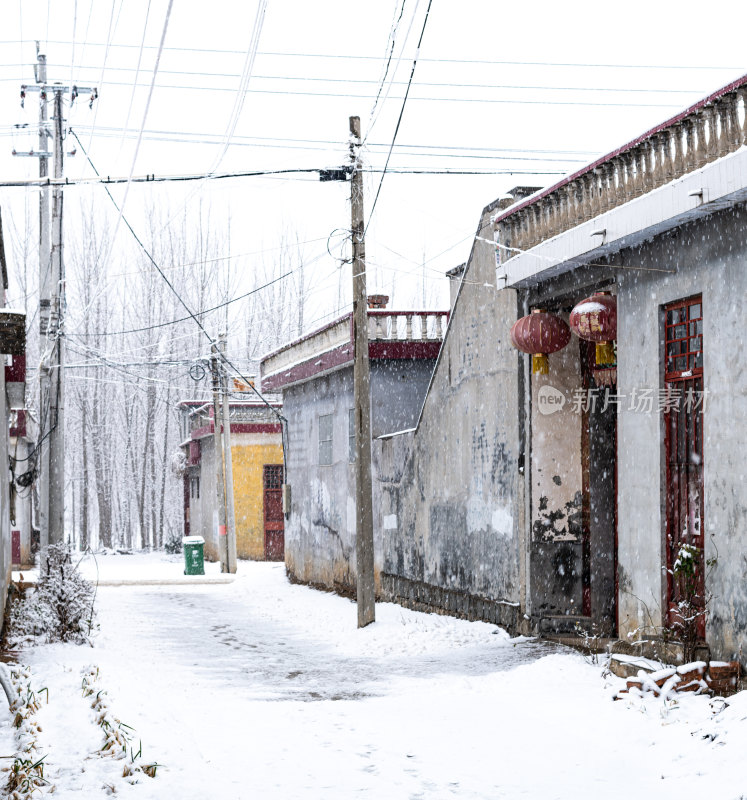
top-left (47, 87), bottom-right (65, 546)
top-left (15, 49), bottom-right (97, 553)
top-left (210, 342), bottom-right (229, 572)
top-left (35, 47), bottom-right (52, 555)
top-left (219, 335), bottom-right (237, 573)
top-left (349, 116), bottom-right (376, 628)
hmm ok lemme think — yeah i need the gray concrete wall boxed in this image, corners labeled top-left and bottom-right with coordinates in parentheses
top-left (282, 358), bottom-right (439, 593)
top-left (615, 204), bottom-right (747, 661)
top-left (0, 369), bottom-right (11, 630)
top-left (376, 210), bottom-right (525, 631)
top-left (191, 438), bottom-right (218, 561)
top-left (370, 359), bottom-right (436, 437)
top-left (283, 368), bottom-right (358, 592)
top-left (530, 332), bottom-right (584, 619)
top-left (10, 436), bottom-right (33, 566)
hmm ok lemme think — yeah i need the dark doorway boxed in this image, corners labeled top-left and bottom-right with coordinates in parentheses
top-left (263, 465), bottom-right (285, 561)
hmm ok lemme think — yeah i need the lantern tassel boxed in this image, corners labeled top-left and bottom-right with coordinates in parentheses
top-left (595, 341), bottom-right (616, 366)
top-left (532, 353), bottom-right (549, 374)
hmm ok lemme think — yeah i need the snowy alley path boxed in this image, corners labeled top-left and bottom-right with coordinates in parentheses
top-left (3, 555), bottom-right (747, 799)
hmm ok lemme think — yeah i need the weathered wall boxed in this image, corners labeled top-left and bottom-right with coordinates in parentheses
top-left (616, 204), bottom-right (747, 661)
top-left (283, 357), bottom-right (439, 593)
top-left (231, 435), bottom-right (283, 559)
top-left (284, 368), bottom-right (358, 592)
top-left (377, 210), bottom-right (524, 631)
top-left (370, 359), bottom-right (436, 437)
top-left (9, 436), bottom-right (33, 566)
top-left (192, 437), bottom-right (218, 561)
top-left (530, 334), bottom-right (584, 618)
top-left (0, 368), bottom-right (11, 628)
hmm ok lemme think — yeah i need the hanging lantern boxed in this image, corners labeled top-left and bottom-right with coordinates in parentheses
top-left (569, 291), bottom-right (617, 366)
top-left (510, 309), bottom-right (571, 374)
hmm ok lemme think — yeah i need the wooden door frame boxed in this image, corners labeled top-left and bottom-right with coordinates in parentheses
top-left (662, 294), bottom-right (705, 637)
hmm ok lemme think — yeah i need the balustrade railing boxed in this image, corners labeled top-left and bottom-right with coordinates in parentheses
top-left (494, 75), bottom-right (747, 261)
top-left (367, 310), bottom-right (448, 342)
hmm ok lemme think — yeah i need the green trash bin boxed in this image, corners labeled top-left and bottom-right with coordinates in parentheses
top-left (183, 535), bottom-right (205, 575)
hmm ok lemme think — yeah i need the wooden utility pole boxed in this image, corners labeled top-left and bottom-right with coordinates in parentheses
top-left (349, 116), bottom-right (375, 628)
top-left (219, 335), bottom-right (237, 573)
top-left (210, 342), bottom-right (229, 571)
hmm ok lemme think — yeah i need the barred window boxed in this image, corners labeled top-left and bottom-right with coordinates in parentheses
top-left (319, 413), bottom-right (333, 465)
top-left (348, 408), bottom-right (356, 463)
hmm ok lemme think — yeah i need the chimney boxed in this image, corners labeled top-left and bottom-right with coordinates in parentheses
top-left (367, 294), bottom-right (389, 309)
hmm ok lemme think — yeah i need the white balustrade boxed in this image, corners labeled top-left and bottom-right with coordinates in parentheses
top-left (493, 77), bottom-right (747, 261)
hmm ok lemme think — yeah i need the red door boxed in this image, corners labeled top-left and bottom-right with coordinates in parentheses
top-left (263, 465), bottom-right (285, 561)
top-left (664, 296), bottom-right (705, 638)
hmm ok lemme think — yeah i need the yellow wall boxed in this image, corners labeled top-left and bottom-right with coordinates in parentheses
top-left (231, 440), bottom-right (284, 560)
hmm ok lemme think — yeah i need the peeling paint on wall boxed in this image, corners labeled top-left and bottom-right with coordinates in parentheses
top-left (491, 507), bottom-right (513, 538)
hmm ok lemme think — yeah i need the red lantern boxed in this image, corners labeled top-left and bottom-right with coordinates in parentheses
top-left (510, 309), bottom-right (571, 374)
top-left (569, 291), bottom-right (617, 366)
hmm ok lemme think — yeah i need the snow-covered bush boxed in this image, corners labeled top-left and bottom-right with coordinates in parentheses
top-left (163, 526), bottom-right (183, 555)
top-left (7, 544), bottom-right (96, 646)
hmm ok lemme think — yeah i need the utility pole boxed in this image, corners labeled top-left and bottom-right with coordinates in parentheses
top-left (47, 87), bottom-right (65, 546)
top-left (210, 342), bottom-right (229, 572)
top-left (349, 116), bottom-right (375, 628)
top-left (219, 335), bottom-right (237, 573)
top-left (35, 46), bottom-right (52, 556)
top-left (14, 51), bottom-right (97, 553)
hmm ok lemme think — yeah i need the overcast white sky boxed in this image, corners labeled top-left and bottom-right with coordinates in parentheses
top-left (1, 0), bottom-right (745, 330)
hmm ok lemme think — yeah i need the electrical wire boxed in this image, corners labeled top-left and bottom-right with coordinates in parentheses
top-left (210, 0), bottom-right (267, 173)
top-left (107, 0), bottom-right (173, 263)
top-left (70, 132), bottom-right (286, 425)
top-left (69, 268), bottom-right (292, 336)
top-left (117, 0), bottom-right (152, 162)
top-left (0, 159), bottom-right (568, 189)
top-left (4, 76), bottom-right (690, 107)
top-left (365, 0), bottom-right (410, 143)
top-left (6, 40), bottom-right (740, 69)
top-left (85, 0), bottom-right (120, 157)
top-left (0, 65), bottom-right (713, 94)
top-left (365, 0), bottom-right (433, 234)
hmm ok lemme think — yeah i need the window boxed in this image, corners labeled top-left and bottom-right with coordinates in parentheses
top-left (348, 408), bottom-right (356, 463)
top-left (665, 298), bottom-right (703, 378)
top-left (319, 413), bottom-right (333, 465)
top-left (190, 476), bottom-right (200, 500)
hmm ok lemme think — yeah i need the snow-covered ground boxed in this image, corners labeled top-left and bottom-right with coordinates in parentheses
top-left (2, 553), bottom-right (747, 799)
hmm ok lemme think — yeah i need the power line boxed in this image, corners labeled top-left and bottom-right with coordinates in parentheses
top-left (0, 64), bottom-right (715, 93)
top-left (117, 0), bottom-right (153, 163)
top-left (5, 41), bottom-right (741, 69)
top-left (108, 0), bottom-right (173, 263)
top-left (368, 0), bottom-right (407, 128)
top-left (0, 160), bottom-right (569, 188)
top-left (70, 269), bottom-right (292, 336)
top-left (366, 0), bottom-right (433, 232)
top-left (69, 130), bottom-right (285, 421)
top-left (5, 77), bottom-right (690, 107)
top-left (58, 125), bottom-right (601, 155)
